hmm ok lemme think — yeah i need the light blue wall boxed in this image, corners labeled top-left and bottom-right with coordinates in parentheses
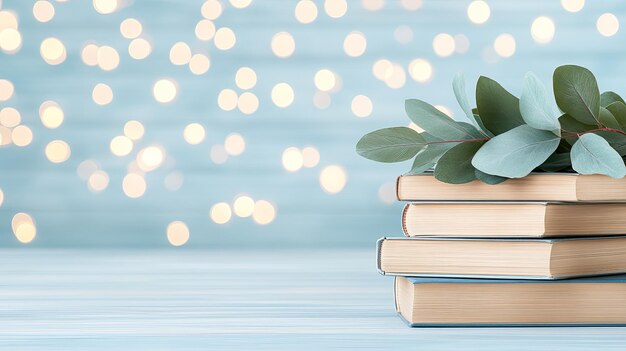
top-left (0, 0), bottom-right (624, 247)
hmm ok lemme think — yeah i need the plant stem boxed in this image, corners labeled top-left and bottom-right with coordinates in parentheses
top-left (426, 137), bottom-right (490, 145)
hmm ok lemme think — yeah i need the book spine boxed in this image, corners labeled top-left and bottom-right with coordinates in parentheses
top-left (401, 203), bottom-right (410, 237)
top-left (376, 237), bottom-right (386, 275)
top-left (395, 176), bottom-right (402, 202)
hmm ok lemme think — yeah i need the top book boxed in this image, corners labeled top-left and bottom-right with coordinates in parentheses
top-left (397, 174), bottom-right (626, 202)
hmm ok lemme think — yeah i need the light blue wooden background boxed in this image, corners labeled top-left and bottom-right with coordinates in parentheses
top-left (1, 0), bottom-right (625, 247)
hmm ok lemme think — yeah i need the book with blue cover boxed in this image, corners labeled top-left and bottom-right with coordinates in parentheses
top-left (395, 274), bottom-right (626, 326)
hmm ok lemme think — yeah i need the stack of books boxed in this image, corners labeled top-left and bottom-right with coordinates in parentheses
top-left (377, 173), bottom-right (626, 326)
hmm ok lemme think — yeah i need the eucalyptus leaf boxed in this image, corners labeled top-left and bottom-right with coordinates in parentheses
top-left (471, 125), bottom-right (560, 178)
top-left (453, 72), bottom-right (490, 135)
top-left (520, 72), bottom-right (560, 133)
top-left (571, 133), bottom-right (626, 178)
top-left (601, 91), bottom-right (625, 107)
top-left (539, 152), bottom-right (572, 172)
top-left (599, 106), bottom-right (621, 130)
top-left (356, 127), bottom-right (426, 162)
top-left (476, 76), bottom-right (525, 135)
top-left (594, 131), bottom-right (626, 156)
top-left (553, 65), bottom-right (600, 125)
top-left (559, 113), bottom-right (595, 133)
top-left (434, 141), bottom-right (484, 184)
top-left (475, 170), bottom-right (507, 184)
top-left (406, 141), bottom-right (458, 175)
top-left (405, 99), bottom-right (484, 140)
top-left (606, 102), bottom-right (626, 129)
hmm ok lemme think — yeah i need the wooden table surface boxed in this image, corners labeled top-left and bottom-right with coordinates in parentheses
top-left (0, 249), bottom-right (624, 350)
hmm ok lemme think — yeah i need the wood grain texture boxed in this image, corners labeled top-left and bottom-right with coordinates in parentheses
top-left (0, 249), bottom-right (626, 350)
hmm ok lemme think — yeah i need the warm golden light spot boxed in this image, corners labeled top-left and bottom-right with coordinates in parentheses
top-left (432, 33), bottom-right (455, 57)
top-left (153, 79), bottom-right (177, 104)
top-left (394, 25), bottom-right (413, 44)
top-left (214, 27), bottom-right (236, 50)
top-left (0, 10), bottom-right (19, 30)
top-left (597, 13), bottom-right (619, 37)
top-left (400, 0), bottom-right (422, 10)
top-left (0, 28), bottom-right (22, 53)
top-left (137, 145), bottom-right (165, 172)
top-left (561, 0), bottom-right (584, 13)
top-left (189, 54), bottom-right (210, 75)
top-left (408, 58), bottom-right (433, 83)
top-left (39, 101), bottom-right (64, 129)
top-left (0, 79), bottom-right (14, 101)
top-left (124, 120), bottom-right (144, 141)
top-left (314, 69), bottom-right (336, 92)
top-left (454, 34), bottom-right (470, 53)
top-left (33, 1), bottom-right (55, 23)
top-left (237, 92), bottom-right (259, 115)
top-left (313, 91), bottom-right (331, 109)
top-left (384, 64), bottom-right (406, 89)
top-left (531, 16), bottom-right (555, 44)
top-left (169, 41), bottom-right (192, 65)
top-left (218, 89), bottom-right (238, 111)
top-left (81, 43), bottom-right (99, 66)
top-left (467, 0), bottom-right (490, 25)
top-left (252, 200), bottom-right (276, 225)
top-left (210, 202), bottom-right (232, 224)
top-left (122, 173), bottom-right (146, 198)
top-left (362, 0), bottom-right (384, 11)
top-left (235, 67), bottom-right (257, 90)
top-left (271, 83), bottom-right (294, 108)
top-left (0, 107), bottom-right (20, 127)
top-left (372, 59), bottom-right (392, 80)
top-left (97, 45), bottom-right (119, 71)
top-left (128, 38), bottom-right (151, 60)
top-left (210, 144), bottom-right (229, 164)
top-left (201, 0), bottom-right (223, 20)
top-left (40, 37), bottom-right (66, 65)
top-left (351, 95), bottom-right (373, 118)
top-left (45, 140), bottom-right (71, 163)
top-left (229, 0), bottom-right (253, 8)
top-left (343, 31), bottom-right (367, 57)
top-left (224, 133), bottom-right (245, 156)
top-left (320, 165), bottom-right (347, 194)
top-left (12, 213), bottom-right (36, 244)
top-left (295, 0), bottom-right (318, 24)
top-left (164, 171), bottom-right (184, 191)
top-left (282, 147), bottom-right (303, 172)
top-left (195, 19), bottom-right (216, 41)
top-left (271, 32), bottom-right (295, 58)
top-left (324, 0), bottom-right (348, 18)
top-left (93, 0), bottom-right (118, 14)
top-left (120, 18), bottom-right (142, 39)
top-left (92, 83), bottom-right (113, 105)
top-left (435, 105), bottom-right (453, 117)
top-left (378, 182), bottom-right (396, 204)
top-left (183, 123), bottom-right (206, 145)
top-left (88, 170), bottom-right (109, 192)
top-left (0, 126), bottom-right (12, 146)
top-left (233, 195), bottom-right (254, 217)
top-left (110, 135), bottom-right (133, 156)
top-left (166, 221), bottom-right (189, 246)
top-left (127, 161), bottom-right (143, 175)
top-left (77, 159), bottom-right (99, 180)
top-left (494, 33), bottom-right (516, 58)
top-left (11, 125), bottom-right (33, 147)
top-left (302, 146), bottom-right (320, 168)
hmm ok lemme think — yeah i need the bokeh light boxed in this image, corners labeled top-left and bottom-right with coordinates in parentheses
top-left (401, 0), bottom-right (423, 11)
top-left (137, 145), bottom-right (165, 172)
top-left (235, 67), bottom-right (257, 90)
top-left (110, 135), bottom-right (133, 156)
top-left (170, 42), bottom-right (192, 65)
top-left (201, 0), bottom-right (223, 20)
top-left (195, 19), bottom-right (216, 41)
top-left (224, 133), bottom-right (246, 156)
top-left (494, 33), bottom-right (516, 58)
top-left (124, 120), bottom-right (144, 141)
top-left (362, 0), bottom-right (384, 11)
top-left (252, 200), bottom-right (276, 225)
top-left (33, 1), bottom-right (55, 23)
top-left (166, 221), bottom-right (190, 246)
top-left (0, 107), bottom-right (20, 127)
top-left (218, 89), bottom-right (238, 111)
top-left (343, 31), bottom-right (367, 57)
top-left (467, 0), bottom-right (490, 25)
top-left (39, 100), bottom-right (64, 129)
top-left (93, 0), bottom-right (118, 14)
top-left (237, 92), bottom-right (259, 115)
top-left (153, 79), bottom-right (177, 104)
top-left (12, 212), bottom-right (36, 244)
top-left (0, 79), bottom-right (14, 101)
top-left (351, 95), bottom-right (373, 118)
top-left (271, 32), bottom-right (295, 58)
top-left (314, 69), bottom-right (336, 92)
top-left (0, 28), bottom-right (22, 54)
top-left (45, 140), bottom-right (71, 163)
top-left (282, 147), bottom-right (303, 172)
top-left (189, 54), bottom-right (210, 75)
top-left (183, 123), bottom-right (206, 145)
top-left (120, 18), bottom-right (142, 39)
top-left (324, 0), bottom-right (348, 19)
top-left (319, 165), bottom-right (347, 194)
top-left (301, 146), bottom-right (320, 168)
top-left (408, 58), bottom-right (433, 83)
top-left (123, 173), bottom-right (147, 198)
top-left (271, 83), bottom-right (294, 108)
top-left (210, 144), bottom-right (229, 164)
top-left (128, 38), bottom-right (151, 60)
top-left (378, 182), bottom-right (396, 204)
top-left (88, 170), bottom-right (109, 192)
top-left (40, 37), bottom-right (66, 65)
top-left (531, 16), bottom-right (556, 44)
top-left (214, 27), bottom-right (236, 50)
top-left (597, 13), bottom-right (619, 37)
top-left (432, 33), bottom-right (455, 57)
top-left (561, 0), bottom-right (585, 13)
top-left (295, 0), bottom-right (318, 24)
top-left (11, 125), bottom-right (33, 147)
top-left (233, 195), bottom-right (255, 217)
top-left (92, 83), bottom-right (113, 105)
top-left (210, 202), bottom-right (232, 224)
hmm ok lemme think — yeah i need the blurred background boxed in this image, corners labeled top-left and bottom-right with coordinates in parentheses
top-left (0, 0), bottom-right (623, 248)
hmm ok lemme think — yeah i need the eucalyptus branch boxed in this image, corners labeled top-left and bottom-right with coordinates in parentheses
top-left (426, 137), bottom-right (490, 145)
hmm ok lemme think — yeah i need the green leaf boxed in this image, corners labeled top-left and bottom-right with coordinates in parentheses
top-left (601, 91), bottom-right (625, 107)
top-left (606, 102), bottom-right (626, 129)
top-left (453, 72), bottom-right (490, 135)
top-left (406, 142), bottom-right (458, 175)
top-left (475, 170), bottom-right (507, 184)
top-left (405, 99), bottom-right (483, 140)
top-left (434, 141), bottom-right (484, 184)
top-left (600, 106), bottom-right (621, 129)
top-left (356, 127), bottom-right (426, 162)
top-left (539, 152), bottom-right (572, 172)
top-left (559, 113), bottom-right (595, 133)
top-left (553, 65), bottom-right (600, 125)
top-left (471, 125), bottom-right (560, 178)
top-left (595, 131), bottom-right (626, 156)
top-left (476, 76), bottom-right (525, 135)
top-left (520, 72), bottom-right (560, 133)
top-left (571, 133), bottom-right (626, 178)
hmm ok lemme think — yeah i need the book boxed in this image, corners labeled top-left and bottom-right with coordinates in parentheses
top-left (402, 202), bottom-right (626, 237)
top-left (396, 173), bottom-right (626, 202)
top-left (377, 236), bottom-right (626, 279)
top-left (395, 274), bottom-right (626, 326)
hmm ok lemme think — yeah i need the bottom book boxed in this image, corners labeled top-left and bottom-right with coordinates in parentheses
top-left (396, 275), bottom-right (626, 326)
